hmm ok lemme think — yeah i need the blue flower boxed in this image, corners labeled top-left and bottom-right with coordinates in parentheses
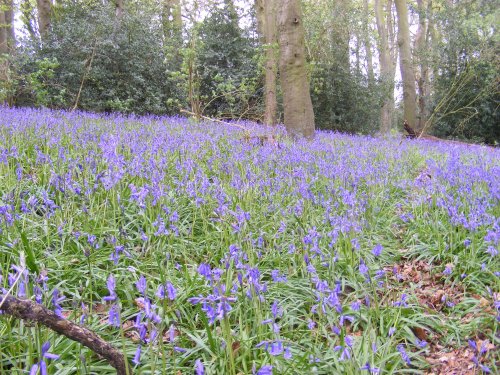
top-left (195, 359), bottom-right (205, 375)
top-left (397, 344), bottom-right (411, 365)
top-left (29, 342), bottom-right (59, 375)
top-left (372, 244), bottom-right (383, 257)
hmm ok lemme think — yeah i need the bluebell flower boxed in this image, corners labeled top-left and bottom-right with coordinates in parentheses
top-left (103, 275), bottom-right (117, 302)
top-left (254, 365), bottom-right (273, 375)
top-left (133, 345), bottom-right (142, 365)
top-left (136, 275), bottom-right (147, 295)
top-left (361, 362), bottom-right (380, 374)
top-left (372, 244), bottom-right (383, 257)
top-left (195, 359), bottom-right (205, 375)
top-left (29, 341), bottom-right (59, 375)
top-left (397, 344), bottom-right (411, 365)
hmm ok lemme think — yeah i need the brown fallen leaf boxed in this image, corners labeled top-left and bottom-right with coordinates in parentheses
top-left (413, 326), bottom-right (428, 341)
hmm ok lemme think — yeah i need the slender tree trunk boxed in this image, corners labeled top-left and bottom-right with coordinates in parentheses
top-left (0, 8), bottom-right (6, 57)
top-left (256, 0), bottom-right (278, 125)
top-left (415, 0), bottom-right (431, 132)
top-left (278, 0), bottom-right (315, 139)
top-left (395, 0), bottom-right (417, 131)
top-left (0, 0), bottom-right (14, 105)
top-left (375, 0), bottom-right (396, 133)
top-left (4, 0), bottom-right (14, 48)
top-left (21, 0), bottom-right (36, 39)
top-left (332, 0), bottom-right (351, 73)
top-left (115, 0), bottom-right (124, 19)
top-left (36, 0), bottom-right (52, 38)
top-left (363, 0), bottom-right (374, 86)
top-left (162, 0), bottom-right (182, 42)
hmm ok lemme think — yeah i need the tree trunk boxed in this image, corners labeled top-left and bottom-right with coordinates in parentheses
top-left (36, 0), bottom-right (52, 38)
top-left (21, 0), bottom-right (37, 39)
top-left (162, 0), bottom-right (182, 42)
top-left (395, 0), bottom-right (417, 131)
top-left (278, 0), bottom-right (315, 139)
top-left (4, 0), bottom-right (14, 48)
top-left (363, 0), bottom-right (374, 86)
top-left (415, 0), bottom-right (431, 132)
top-left (256, 0), bottom-right (278, 125)
top-left (115, 0), bottom-right (124, 19)
top-left (332, 0), bottom-right (351, 73)
top-left (0, 0), bottom-right (14, 105)
top-left (0, 7), bottom-right (6, 57)
top-left (375, 0), bottom-right (396, 133)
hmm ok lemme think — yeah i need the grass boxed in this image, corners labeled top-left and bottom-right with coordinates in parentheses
top-left (0, 107), bottom-right (498, 374)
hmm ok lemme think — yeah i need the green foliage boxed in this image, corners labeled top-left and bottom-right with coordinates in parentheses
top-left (311, 64), bottom-right (381, 134)
top-left (26, 57), bottom-right (62, 107)
top-left (16, 3), bottom-right (178, 114)
top-left (429, 0), bottom-right (499, 144)
top-left (195, 5), bottom-right (261, 119)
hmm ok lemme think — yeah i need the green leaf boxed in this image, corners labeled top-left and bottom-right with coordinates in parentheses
top-left (17, 226), bottom-right (39, 274)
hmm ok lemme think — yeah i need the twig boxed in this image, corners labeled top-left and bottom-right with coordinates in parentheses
top-left (0, 295), bottom-right (132, 375)
top-left (180, 109), bottom-right (249, 132)
top-left (72, 41), bottom-right (97, 112)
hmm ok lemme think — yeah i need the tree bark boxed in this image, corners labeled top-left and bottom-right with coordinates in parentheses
top-left (0, 7), bottom-right (6, 57)
top-left (115, 0), bottom-right (124, 19)
top-left (395, 0), bottom-right (417, 131)
top-left (278, 0), bottom-right (315, 139)
top-left (162, 0), bottom-right (182, 42)
top-left (0, 0), bottom-right (14, 105)
top-left (36, 0), bottom-right (52, 38)
top-left (21, 0), bottom-right (36, 39)
top-left (4, 0), bottom-right (14, 48)
top-left (256, 0), bottom-right (278, 125)
top-left (0, 295), bottom-right (132, 375)
top-left (415, 0), bottom-right (431, 132)
top-left (363, 0), bottom-right (374, 86)
top-left (375, 0), bottom-right (396, 133)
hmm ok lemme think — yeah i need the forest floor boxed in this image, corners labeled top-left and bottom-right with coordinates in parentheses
top-left (0, 108), bottom-right (498, 374)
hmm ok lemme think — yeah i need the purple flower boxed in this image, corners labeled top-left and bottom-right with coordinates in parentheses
top-left (397, 344), bottom-right (411, 365)
top-left (51, 289), bottom-right (65, 317)
top-left (30, 341), bottom-right (59, 375)
top-left (388, 327), bottom-right (396, 336)
top-left (136, 275), bottom-right (147, 295)
top-left (133, 345), bottom-right (142, 365)
top-left (103, 275), bottom-right (117, 302)
top-left (108, 304), bottom-right (121, 327)
top-left (334, 345), bottom-right (351, 361)
top-left (166, 281), bottom-right (176, 301)
top-left (416, 338), bottom-right (427, 348)
top-left (195, 359), bottom-right (205, 375)
top-left (254, 365), bottom-right (273, 375)
top-left (361, 362), bottom-right (380, 374)
top-left (372, 244), bottom-right (383, 257)
top-left (198, 263), bottom-right (212, 280)
top-left (393, 293), bottom-right (408, 307)
top-left (486, 246), bottom-right (498, 257)
top-left (156, 284), bottom-right (165, 299)
top-left (269, 341), bottom-right (284, 356)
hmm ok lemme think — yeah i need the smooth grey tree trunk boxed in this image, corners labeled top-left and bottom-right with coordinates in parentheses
top-left (278, 0), bottom-right (315, 139)
top-left (256, 0), bottom-right (278, 126)
top-left (395, 0), bottom-right (417, 131)
top-left (36, 0), bottom-right (52, 37)
top-left (363, 0), bottom-right (374, 86)
top-left (375, 0), bottom-right (397, 133)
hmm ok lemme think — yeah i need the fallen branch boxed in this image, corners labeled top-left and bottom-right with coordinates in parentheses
top-left (0, 295), bottom-right (132, 375)
top-left (179, 109), bottom-right (282, 147)
top-left (180, 109), bottom-right (249, 132)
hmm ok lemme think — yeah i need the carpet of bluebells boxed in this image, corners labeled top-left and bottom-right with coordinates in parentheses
top-left (0, 107), bottom-right (499, 375)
